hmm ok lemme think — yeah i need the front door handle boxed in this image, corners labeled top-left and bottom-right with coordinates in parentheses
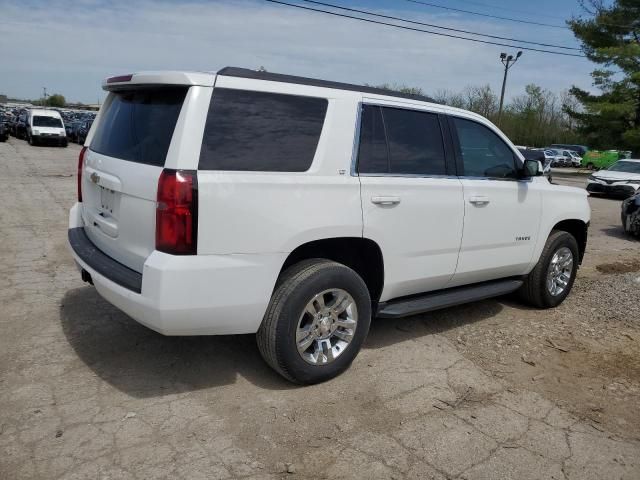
top-left (469, 195), bottom-right (490, 205)
top-left (371, 196), bottom-right (401, 206)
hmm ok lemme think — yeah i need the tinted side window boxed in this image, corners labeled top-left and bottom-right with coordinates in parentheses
top-left (453, 117), bottom-right (517, 178)
top-left (90, 87), bottom-right (187, 166)
top-left (357, 105), bottom-right (446, 175)
top-left (199, 89), bottom-right (328, 172)
top-left (383, 107), bottom-right (446, 175)
top-left (357, 105), bottom-right (388, 173)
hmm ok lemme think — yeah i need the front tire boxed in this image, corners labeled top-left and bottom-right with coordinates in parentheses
top-left (519, 231), bottom-right (579, 309)
top-left (257, 259), bottom-right (371, 384)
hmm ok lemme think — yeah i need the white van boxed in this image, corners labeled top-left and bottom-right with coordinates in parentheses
top-left (68, 67), bottom-right (590, 384)
top-left (26, 109), bottom-right (67, 147)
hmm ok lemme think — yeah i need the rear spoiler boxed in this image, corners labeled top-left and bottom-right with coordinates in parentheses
top-left (102, 71), bottom-right (216, 91)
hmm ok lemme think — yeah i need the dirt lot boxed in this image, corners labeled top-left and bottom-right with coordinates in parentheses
top-left (1, 139), bottom-right (639, 480)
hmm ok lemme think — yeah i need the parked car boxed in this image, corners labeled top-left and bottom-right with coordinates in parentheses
top-left (582, 150), bottom-right (626, 170)
top-left (0, 113), bottom-right (9, 142)
top-left (567, 150), bottom-right (582, 167)
top-left (545, 149), bottom-right (569, 167)
top-left (67, 67), bottom-right (590, 384)
top-left (65, 121), bottom-right (81, 141)
top-left (540, 149), bottom-right (556, 166)
top-left (26, 109), bottom-right (68, 147)
top-left (550, 144), bottom-right (589, 157)
top-left (547, 149), bottom-right (579, 167)
top-left (621, 191), bottom-right (640, 237)
top-left (586, 159), bottom-right (640, 198)
top-left (76, 118), bottom-right (94, 144)
top-left (14, 111), bottom-right (28, 139)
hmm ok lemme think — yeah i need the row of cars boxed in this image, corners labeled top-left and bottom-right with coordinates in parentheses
top-left (0, 105), bottom-right (95, 147)
top-left (516, 144), bottom-right (585, 169)
top-left (516, 142), bottom-right (639, 235)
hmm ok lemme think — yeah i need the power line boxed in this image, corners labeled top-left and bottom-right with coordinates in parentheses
top-left (301, 0), bottom-right (581, 51)
top-left (407, 0), bottom-right (638, 30)
top-left (264, 0), bottom-right (586, 57)
top-left (404, 0), bottom-right (568, 29)
top-left (448, 0), bottom-right (563, 21)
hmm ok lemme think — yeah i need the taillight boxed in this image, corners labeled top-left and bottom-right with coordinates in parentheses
top-left (106, 74), bottom-right (133, 83)
top-left (77, 146), bottom-right (87, 202)
top-left (155, 169), bottom-right (198, 255)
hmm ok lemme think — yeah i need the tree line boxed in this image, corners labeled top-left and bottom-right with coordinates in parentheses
top-left (3, 94), bottom-right (67, 108)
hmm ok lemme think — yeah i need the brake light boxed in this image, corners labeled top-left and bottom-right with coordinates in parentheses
top-left (155, 169), bottom-right (198, 255)
top-left (106, 74), bottom-right (133, 83)
top-left (77, 146), bottom-right (87, 202)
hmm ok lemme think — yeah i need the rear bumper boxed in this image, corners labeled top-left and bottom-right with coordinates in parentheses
top-left (67, 203), bottom-right (284, 335)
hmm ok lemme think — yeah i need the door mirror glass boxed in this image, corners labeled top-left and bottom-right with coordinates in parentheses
top-left (522, 159), bottom-right (540, 177)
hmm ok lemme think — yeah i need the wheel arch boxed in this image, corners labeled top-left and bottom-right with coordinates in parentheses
top-left (278, 237), bottom-right (385, 305)
top-left (551, 219), bottom-right (589, 263)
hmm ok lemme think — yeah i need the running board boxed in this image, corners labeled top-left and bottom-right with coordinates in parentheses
top-left (376, 279), bottom-right (523, 319)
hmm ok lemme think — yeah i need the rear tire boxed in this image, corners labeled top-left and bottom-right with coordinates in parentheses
top-left (518, 231), bottom-right (579, 309)
top-left (257, 259), bottom-right (371, 384)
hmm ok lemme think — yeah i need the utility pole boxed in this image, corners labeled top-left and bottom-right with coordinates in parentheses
top-left (42, 87), bottom-right (48, 107)
top-left (497, 51), bottom-right (522, 126)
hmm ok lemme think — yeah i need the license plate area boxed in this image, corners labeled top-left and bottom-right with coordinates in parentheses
top-left (99, 186), bottom-right (118, 218)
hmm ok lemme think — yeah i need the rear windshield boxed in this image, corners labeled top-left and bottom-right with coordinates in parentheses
top-left (90, 87), bottom-right (187, 166)
top-left (33, 116), bottom-right (62, 128)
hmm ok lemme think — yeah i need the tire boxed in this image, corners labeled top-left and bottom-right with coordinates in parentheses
top-left (257, 259), bottom-right (371, 384)
top-left (518, 230), bottom-right (579, 309)
top-left (27, 133), bottom-right (34, 146)
top-left (61, 139), bottom-right (68, 148)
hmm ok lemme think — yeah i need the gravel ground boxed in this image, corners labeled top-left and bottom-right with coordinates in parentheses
top-left (1, 139), bottom-right (639, 479)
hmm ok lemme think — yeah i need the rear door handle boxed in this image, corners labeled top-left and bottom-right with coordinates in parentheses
top-left (371, 196), bottom-right (401, 206)
top-left (469, 195), bottom-right (490, 205)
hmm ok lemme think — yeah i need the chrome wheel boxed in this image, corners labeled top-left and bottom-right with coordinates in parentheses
top-left (296, 288), bottom-right (358, 365)
top-left (546, 247), bottom-right (573, 296)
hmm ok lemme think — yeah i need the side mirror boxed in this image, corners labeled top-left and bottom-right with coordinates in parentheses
top-left (522, 159), bottom-right (541, 178)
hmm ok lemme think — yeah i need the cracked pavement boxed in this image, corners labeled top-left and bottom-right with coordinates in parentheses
top-left (1, 139), bottom-right (639, 479)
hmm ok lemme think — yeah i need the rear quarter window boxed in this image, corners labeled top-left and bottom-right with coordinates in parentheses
top-left (90, 87), bottom-right (187, 166)
top-left (198, 88), bottom-right (328, 172)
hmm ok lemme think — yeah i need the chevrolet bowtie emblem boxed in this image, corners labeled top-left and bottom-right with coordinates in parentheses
top-left (90, 172), bottom-right (100, 184)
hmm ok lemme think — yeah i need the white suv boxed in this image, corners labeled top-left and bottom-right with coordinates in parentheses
top-left (68, 68), bottom-right (591, 384)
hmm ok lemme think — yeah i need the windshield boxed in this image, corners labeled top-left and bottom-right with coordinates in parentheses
top-left (607, 161), bottom-right (640, 174)
top-left (33, 116), bottom-right (63, 128)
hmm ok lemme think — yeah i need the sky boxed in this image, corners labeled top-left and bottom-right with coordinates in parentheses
top-left (0, 0), bottom-right (601, 104)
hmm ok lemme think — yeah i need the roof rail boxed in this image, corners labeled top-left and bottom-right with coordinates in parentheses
top-left (217, 67), bottom-right (437, 104)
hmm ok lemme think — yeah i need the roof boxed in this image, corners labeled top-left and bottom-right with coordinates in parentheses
top-left (217, 67), bottom-right (437, 104)
top-left (29, 109), bottom-right (61, 117)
